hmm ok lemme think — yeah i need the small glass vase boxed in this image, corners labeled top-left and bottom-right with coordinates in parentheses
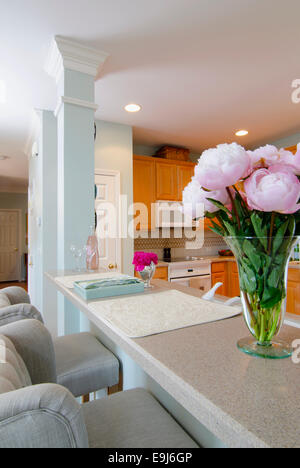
top-left (225, 236), bottom-right (298, 359)
top-left (138, 262), bottom-right (156, 288)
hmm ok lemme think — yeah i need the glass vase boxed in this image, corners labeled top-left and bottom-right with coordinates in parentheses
top-left (138, 262), bottom-right (156, 288)
top-left (225, 236), bottom-right (298, 359)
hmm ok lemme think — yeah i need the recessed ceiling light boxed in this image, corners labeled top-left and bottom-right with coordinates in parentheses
top-left (124, 103), bottom-right (141, 113)
top-left (235, 130), bottom-right (249, 137)
top-left (0, 81), bottom-right (6, 104)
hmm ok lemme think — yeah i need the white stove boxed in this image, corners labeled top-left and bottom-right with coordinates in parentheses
top-left (166, 257), bottom-right (212, 293)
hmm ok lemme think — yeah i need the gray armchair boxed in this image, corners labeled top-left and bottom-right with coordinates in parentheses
top-left (0, 319), bottom-right (198, 448)
top-left (0, 287), bottom-right (120, 398)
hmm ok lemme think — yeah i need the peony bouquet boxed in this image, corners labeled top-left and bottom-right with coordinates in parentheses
top-left (183, 142), bottom-right (300, 350)
top-left (133, 252), bottom-right (158, 272)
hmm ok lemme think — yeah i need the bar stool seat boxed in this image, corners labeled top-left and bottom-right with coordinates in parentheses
top-left (0, 287), bottom-right (120, 398)
top-left (82, 388), bottom-right (198, 448)
top-left (54, 332), bottom-right (119, 398)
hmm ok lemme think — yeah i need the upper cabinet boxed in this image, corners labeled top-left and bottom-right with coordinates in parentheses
top-left (133, 156), bottom-right (156, 230)
top-left (133, 155), bottom-right (196, 230)
top-left (156, 160), bottom-right (196, 201)
top-left (177, 165), bottom-right (195, 201)
top-left (156, 161), bottom-right (178, 200)
top-left (285, 145), bottom-right (297, 154)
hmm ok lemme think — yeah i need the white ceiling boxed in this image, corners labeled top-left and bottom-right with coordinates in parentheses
top-left (1, 0), bottom-right (300, 191)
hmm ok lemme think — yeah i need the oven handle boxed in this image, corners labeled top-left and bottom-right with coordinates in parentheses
top-left (170, 274), bottom-right (211, 281)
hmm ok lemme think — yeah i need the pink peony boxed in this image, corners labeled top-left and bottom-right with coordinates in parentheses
top-left (182, 177), bottom-right (230, 218)
top-left (195, 143), bottom-right (250, 190)
top-left (133, 251), bottom-right (158, 272)
top-left (247, 144), bottom-right (300, 175)
top-left (280, 144), bottom-right (300, 175)
top-left (244, 165), bottom-right (300, 214)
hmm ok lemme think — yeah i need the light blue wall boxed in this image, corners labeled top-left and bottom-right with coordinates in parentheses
top-left (95, 120), bottom-right (134, 275)
top-left (0, 192), bottom-right (28, 280)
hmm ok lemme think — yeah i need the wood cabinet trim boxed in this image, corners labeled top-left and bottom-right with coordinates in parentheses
top-left (133, 154), bottom-right (196, 168)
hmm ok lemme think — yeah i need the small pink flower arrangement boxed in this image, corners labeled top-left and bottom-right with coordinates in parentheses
top-left (133, 252), bottom-right (158, 272)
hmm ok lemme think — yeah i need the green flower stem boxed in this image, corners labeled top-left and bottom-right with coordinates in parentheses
top-left (259, 312), bottom-right (265, 343)
top-left (267, 212), bottom-right (276, 254)
top-left (246, 292), bottom-right (283, 343)
top-left (266, 301), bottom-right (282, 341)
top-left (226, 187), bottom-right (241, 230)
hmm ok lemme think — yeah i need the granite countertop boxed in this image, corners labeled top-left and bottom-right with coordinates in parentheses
top-left (47, 271), bottom-right (300, 448)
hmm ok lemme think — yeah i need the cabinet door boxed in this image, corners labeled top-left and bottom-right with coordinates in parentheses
top-left (211, 272), bottom-right (226, 296)
top-left (287, 269), bottom-right (300, 315)
top-left (211, 262), bottom-right (227, 296)
top-left (177, 165), bottom-right (195, 201)
top-left (285, 145), bottom-right (297, 154)
top-left (154, 267), bottom-right (168, 281)
top-left (227, 262), bottom-right (240, 297)
top-left (156, 162), bottom-right (178, 200)
top-left (133, 158), bottom-right (156, 230)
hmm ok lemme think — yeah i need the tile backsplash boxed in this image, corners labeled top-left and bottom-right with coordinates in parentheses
top-left (134, 229), bottom-right (227, 259)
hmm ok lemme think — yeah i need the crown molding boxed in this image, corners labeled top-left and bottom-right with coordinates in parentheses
top-left (45, 36), bottom-right (109, 82)
top-left (54, 96), bottom-right (99, 117)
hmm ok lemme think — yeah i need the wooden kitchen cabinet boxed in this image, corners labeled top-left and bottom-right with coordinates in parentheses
top-left (156, 161), bottom-right (178, 200)
top-left (286, 268), bottom-right (300, 316)
top-left (135, 266), bottom-right (168, 282)
top-left (153, 266), bottom-right (169, 281)
top-left (285, 145), bottom-right (297, 154)
top-left (154, 158), bottom-right (196, 202)
top-left (133, 156), bottom-right (156, 230)
top-left (133, 156), bottom-right (196, 229)
top-left (227, 261), bottom-right (240, 298)
top-left (211, 262), bottom-right (227, 296)
top-left (177, 165), bottom-right (195, 201)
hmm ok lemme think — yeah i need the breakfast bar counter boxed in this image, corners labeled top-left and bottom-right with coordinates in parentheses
top-left (47, 272), bottom-right (300, 448)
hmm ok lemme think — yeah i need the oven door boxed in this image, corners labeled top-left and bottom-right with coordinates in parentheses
top-left (170, 277), bottom-right (191, 287)
top-left (170, 275), bottom-right (211, 293)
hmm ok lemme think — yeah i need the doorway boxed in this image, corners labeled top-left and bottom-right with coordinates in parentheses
top-left (0, 209), bottom-right (21, 283)
top-left (95, 170), bottom-right (121, 273)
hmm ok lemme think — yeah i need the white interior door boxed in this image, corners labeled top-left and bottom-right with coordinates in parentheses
top-left (0, 210), bottom-right (21, 282)
top-left (95, 171), bottom-right (121, 272)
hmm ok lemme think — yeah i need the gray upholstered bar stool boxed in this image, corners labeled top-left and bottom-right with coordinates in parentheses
top-left (0, 287), bottom-right (120, 399)
top-left (0, 319), bottom-right (198, 448)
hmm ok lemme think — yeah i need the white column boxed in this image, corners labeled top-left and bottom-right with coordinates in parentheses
top-left (28, 110), bottom-right (58, 337)
top-left (46, 36), bottom-right (108, 335)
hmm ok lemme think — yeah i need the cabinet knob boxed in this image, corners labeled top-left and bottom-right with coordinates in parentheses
top-left (108, 264), bottom-right (117, 270)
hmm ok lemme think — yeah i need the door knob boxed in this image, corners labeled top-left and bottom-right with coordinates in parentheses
top-left (14, 248), bottom-right (19, 252)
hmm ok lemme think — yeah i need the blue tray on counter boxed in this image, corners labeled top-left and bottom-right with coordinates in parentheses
top-left (73, 275), bottom-right (145, 300)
